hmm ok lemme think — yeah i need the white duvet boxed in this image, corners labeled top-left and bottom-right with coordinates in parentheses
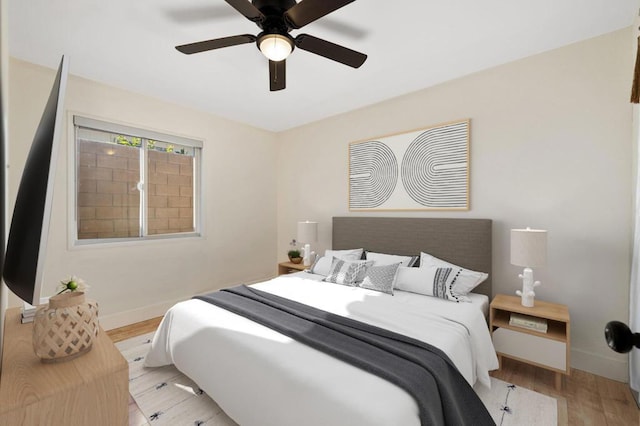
top-left (145, 274), bottom-right (499, 426)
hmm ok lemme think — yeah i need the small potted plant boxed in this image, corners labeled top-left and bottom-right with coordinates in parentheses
top-left (288, 249), bottom-right (302, 264)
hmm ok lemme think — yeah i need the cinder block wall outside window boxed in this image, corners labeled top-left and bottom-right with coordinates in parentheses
top-left (77, 141), bottom-right (194, 239)
top-left (147, 150), bottom-right (194, 235)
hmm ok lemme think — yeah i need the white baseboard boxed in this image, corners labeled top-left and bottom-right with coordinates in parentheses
top-left (632, 389), bottom-right (640, 408)
top-left (100, 275), bottom-right (274, 331)
top-left (100, 297), bottom-right (184, 331)
top-left (571, 347), bottom-right (628, 382)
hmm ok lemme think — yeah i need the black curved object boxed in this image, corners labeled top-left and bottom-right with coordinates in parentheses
top-left (3, 56), bottom-right (68, 305)
top-left (604, 321), bottom-right (640, 353)
top-left (175, 0), bottom-right (367, 91)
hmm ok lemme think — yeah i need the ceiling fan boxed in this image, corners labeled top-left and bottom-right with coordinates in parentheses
top-left (175, 0), bottom-right (367, 91)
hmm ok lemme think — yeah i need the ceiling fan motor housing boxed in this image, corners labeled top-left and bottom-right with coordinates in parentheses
top-left (254, 0), bottom-right (296, 54)
top-left (253, 0), bottom-right (297, 19)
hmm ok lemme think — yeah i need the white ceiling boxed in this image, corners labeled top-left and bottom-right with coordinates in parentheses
top-left (8, 0), bottom-right (638, 132)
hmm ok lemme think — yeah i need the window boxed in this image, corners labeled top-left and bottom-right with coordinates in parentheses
top-left (73, 116), bottom-right (202, 243)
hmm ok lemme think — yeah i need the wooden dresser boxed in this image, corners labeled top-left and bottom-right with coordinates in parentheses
top-left (0, 307), bottom-right (128, 425)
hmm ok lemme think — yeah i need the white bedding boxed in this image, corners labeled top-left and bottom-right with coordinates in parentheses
top-left (145, 274), bottom-right (498, 426)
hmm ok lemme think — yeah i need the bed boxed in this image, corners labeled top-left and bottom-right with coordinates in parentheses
top-left (144, 217), bottom-right (498, 426)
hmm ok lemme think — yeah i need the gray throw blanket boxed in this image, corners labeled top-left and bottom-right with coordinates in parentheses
top-left (195, 285), bottom-right (495, 426)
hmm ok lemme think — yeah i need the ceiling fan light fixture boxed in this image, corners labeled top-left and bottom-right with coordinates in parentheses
top-left (259, 34), bottom-right (293, 62)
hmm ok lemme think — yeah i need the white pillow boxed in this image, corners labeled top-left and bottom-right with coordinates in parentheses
top-left (395, 266), bottom-right (470, 302)
top-left (325, 248), bottom-right (364, 261)
top-left (323, 257), bottom-right (373, 286)
top-left (419, 252), bottom-right (488, 296)
top-left (365, 251), bottom-right (418, 267)
top-left (309, 256), bottom-right (333, 276)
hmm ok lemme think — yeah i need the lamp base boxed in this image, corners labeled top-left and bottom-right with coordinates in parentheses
top-left (515, 267), bottom-right (541, 307)
top-left (302, 243), bottom-right (312, 266)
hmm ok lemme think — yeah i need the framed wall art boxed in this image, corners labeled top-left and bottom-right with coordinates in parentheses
top-left (349, 119), bottom-right (470, 211)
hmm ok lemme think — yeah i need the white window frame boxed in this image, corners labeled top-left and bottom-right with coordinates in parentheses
top-left (69, 115), bottom-right (203, 247)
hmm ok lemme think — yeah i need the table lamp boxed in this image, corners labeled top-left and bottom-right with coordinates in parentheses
top-left (511, 228), bottom-right (547, 307)
top-left (297, 221), bottom-right (318, 266)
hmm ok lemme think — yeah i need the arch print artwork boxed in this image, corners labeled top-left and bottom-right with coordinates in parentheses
top-left (349, 119), bottom-right (470, 211)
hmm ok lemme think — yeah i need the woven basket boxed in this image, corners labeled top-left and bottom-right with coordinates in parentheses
top-left (32, 291), bottom-right (99, 363)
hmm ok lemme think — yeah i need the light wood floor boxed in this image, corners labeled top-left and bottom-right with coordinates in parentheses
top-left (107, 318), bottom-right (640, 426)
top-left (107, 317), bottom-right (162, 426)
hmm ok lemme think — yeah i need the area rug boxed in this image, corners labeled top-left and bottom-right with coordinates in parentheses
top-left (473, 377), bottom-right (558, 425)
top-left (117, 332), bottom-right (558, 426)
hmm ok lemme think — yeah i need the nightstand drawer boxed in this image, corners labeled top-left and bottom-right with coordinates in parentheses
top-left (493, 327), bottom-right (566, 371)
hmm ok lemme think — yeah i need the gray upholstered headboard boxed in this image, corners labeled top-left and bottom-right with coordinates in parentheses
top-left (332, 217), bottom-right (492, 297)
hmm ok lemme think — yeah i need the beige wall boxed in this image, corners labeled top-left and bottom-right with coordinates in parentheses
top-left (7, 58), bottom-right (278, 328)
top-left (277, 28), bottom-right (634, 381)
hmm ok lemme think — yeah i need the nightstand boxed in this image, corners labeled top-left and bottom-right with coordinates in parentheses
top-left (490, 294), bottom-right (570, 390)
top-left (278, 261), bottom-right (308, 275)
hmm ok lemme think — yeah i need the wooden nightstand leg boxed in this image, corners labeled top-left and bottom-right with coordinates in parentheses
top-left (497, 354), bottom-right (502, 370)
top-left (554, 372), bottom-right (562, 390)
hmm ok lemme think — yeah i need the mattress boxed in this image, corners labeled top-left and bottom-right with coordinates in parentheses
top-left (145, 274), bottom-right (498, 426)
top-left (286, 270), bottom-right (491, 318)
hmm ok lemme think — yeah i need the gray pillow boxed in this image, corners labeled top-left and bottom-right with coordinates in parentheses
top-left (359, 263), bottom-right (401, 295)
top-left (323, 257), bottom-right (373, 286)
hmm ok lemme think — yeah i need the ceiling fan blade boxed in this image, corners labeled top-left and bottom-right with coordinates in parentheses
top-left (295, 34), bottom-right (366, 68)
top-left (176, 34), bottom-right (257, 54)
top-left (285, 0), bottom-right (355, 29)
top-left (269, 60), bottom-right (286, 91)
top-left (223, 0), bottom-right (264, 22)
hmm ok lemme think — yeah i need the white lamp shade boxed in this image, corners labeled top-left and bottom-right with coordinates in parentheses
top-left (259, 34), bottom-right (292, 61)
top-left (297, 221), bottom-right (318, 243)
top-left (511, 228), bottom-right (547, 267)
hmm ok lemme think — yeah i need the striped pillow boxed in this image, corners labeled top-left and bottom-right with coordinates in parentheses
top-left (323, 257), bottom-right (373, 286)
top-left (419, 252), bottom-right (488, 296)
top-left (395, 266), bottom-right (469, 302)
top-left (359, 263), bottom-right (401, 295)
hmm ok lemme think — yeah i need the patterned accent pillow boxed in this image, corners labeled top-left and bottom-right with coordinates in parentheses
top-left (419, 252), bottom-right (488, 296)
top-left (432, 267), bottom-right (451, 299)
top-left (323, 257), bottom-right (373, 286)
top-left (311, 249), bottom-right (366, 276)
top-left (359, 263), bottom-right (401, 295)
top-left (407, 256), bottom-right (419, 267)
top-left (395, 266), bottom-right (470, 302)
